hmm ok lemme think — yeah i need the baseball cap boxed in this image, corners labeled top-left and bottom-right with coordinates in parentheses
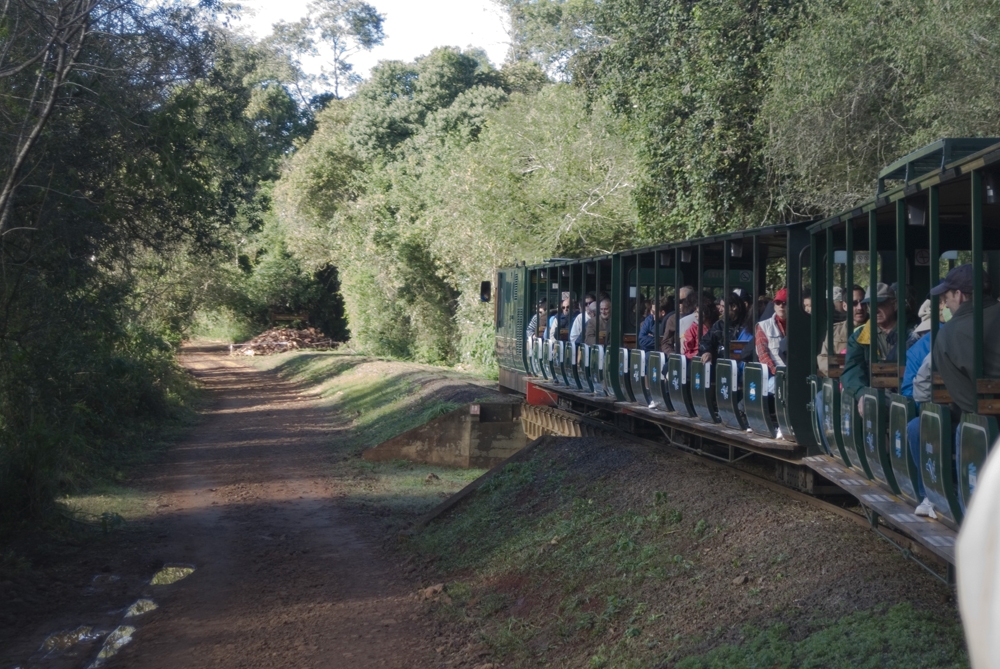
top-left (861, 283), bottom-right (895, 304)
top-left (930, 264), bottom-right (991, 296)
top-left (774, 288), bottom-right (788, 303)
top-left (829, 286), bottom-right (844, 303)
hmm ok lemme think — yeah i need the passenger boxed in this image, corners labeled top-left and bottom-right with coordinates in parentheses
top-left (755, 287), bottom-right (787, 378)
top-left (637, 298), bottom-right (662, 351)
top-left (570, 293), bottom-right (596, 344)
top-left (901, 301), bottom-right (936, 513)
top-left (585, 298), bottom-right (612, 345)
top-left (656, 295), bottom-right (675, 344)
top-left (700, 294), bottom-right (749, 364)
top-left (525, 299), bottom-right (547, 341)
top-left (581, 300), bottom-right (598, 345)
top-left (547, 296), bottom-right (571, 340)
top-left (802, 288), bottom-right (812, 315)
top-left (830, 285), bottom-right (847, 321)
top-left (817, 285), bottom-right (868, 373)
top-left (931, 265), bottom-right (1000, 415)
top-left (683, 293), bottom-right (717, 359)
top-left (678, 290), bottom-right (699, 342)
top-left (841, 283), bottom-right (908, 405)
top-left (660, 286), bottom-right (695, 355)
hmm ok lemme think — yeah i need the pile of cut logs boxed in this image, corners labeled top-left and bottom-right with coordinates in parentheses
top-left (231, 328), bottom-right (336, 356)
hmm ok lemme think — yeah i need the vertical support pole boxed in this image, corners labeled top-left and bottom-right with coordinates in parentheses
top-left (869, 210), bottom-right (879, 376)
top-left (825, 227), bottom-right (835, 369)
top-left (930, 186), bottom-right (940, 345)
top-left (697, 244), bottom-right (704, 348)
top-left (635, 252), bottom-right (641, 347)
top-left (724, 241), bottom-right (731, 353)
top-left (896, 199), bottom-right (907, 368)
top-left (972, 171), bottom-right (985, 379)
top-left (653, 251), bottom-right (660, 349)
top-left (846, 217), bottom-right (854, 329)
top-left (674, 248), bottom-right (681, 352)
top-left (752, 236), bottom-right (759, 323)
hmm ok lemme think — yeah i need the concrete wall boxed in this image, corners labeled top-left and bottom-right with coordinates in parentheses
top-left (361, 403), bottom-right (526, 469)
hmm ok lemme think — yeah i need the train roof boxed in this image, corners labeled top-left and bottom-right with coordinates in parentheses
top-left (809, 137), bottom-right (1000, 232)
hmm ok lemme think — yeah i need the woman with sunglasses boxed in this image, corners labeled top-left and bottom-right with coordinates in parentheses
top-left (754, 288), bottom-right (789, 393)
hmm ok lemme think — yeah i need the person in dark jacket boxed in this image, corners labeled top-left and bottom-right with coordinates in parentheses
top-left (699, 294), bottom-right (749, 364)
top-left (932, 265), bottom-right (1000, 415)
top-left (638, 297), bottom-right (672, 351)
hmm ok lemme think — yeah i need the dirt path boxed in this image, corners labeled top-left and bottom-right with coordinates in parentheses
top-left (99, 344), bottom-right (444, 668)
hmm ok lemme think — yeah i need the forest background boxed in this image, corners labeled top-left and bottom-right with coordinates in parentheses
top-left (4, 0), bottom-right (1000, 525)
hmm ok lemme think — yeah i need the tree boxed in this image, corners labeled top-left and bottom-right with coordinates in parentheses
top-left (0, 0), bottom-right (102, 231)
top-left (270, 0), bottom-right (385, 99)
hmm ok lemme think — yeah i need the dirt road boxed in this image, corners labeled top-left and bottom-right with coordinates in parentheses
top-left (100, 344), bottom-right (445, 668)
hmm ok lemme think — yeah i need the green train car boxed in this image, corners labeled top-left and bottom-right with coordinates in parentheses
top-left (492, 138), bottom-right (1000, 562)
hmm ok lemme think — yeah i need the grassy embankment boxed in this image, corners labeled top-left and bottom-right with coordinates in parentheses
top-left (410, 437), bottom-right (969, 668)
top-left (246, 349), bottom-right (502, 525)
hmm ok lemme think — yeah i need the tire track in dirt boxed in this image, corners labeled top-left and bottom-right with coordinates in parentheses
top-left (107, 343), bottom-right (441, 669)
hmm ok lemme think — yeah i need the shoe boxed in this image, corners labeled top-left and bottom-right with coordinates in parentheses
top-left (915, 497), bottom-right (937, 519)
top-left (775, 428), bottom-right (784, 441)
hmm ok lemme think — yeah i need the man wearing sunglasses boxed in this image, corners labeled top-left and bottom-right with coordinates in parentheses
top-left (817, 285), bottom-right (868, 373)
top-left (841, 283), bottom-right (911, 415)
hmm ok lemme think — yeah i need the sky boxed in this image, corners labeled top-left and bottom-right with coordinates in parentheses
top-left (234, 0), bottom-right (512, 81)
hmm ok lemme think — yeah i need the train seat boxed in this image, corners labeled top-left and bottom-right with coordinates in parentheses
top-left (580, 344), bottom-right (595, 393)
top-left (775, 367), bottom-right (797, 442)
top-left (742, 363), bottom-right (776, 438)
top-left (840, 386), bottom-right (873, 479)
top-left (887, 393), bottom-right (920, 504)
top-left (820, 377), bottom-right (851, 467)
top-left (870, 362), bottom-right (903, 390)
top-left (618, 347), bottom-right (637, 402)
top-left (919, 402), bottom-right (962, 527)
top-left (566, 342), bottom-right (583, 389)
top-left (690, 358), bottom-right (719, 423)
top-left (666, 354), bottom-right (696, 417)
top-left (646, 352), bottom-right (673, 411)
top-left (630, 349), bottom-right (652, 405)
top-left (589, 345), bottom-right (609, 397)
top-left (955, 378), bottom-right (1000, 514)
top-left (860, 387), bottom-right (900, 494)
top-left (716, 359), bottom-right (748, 430)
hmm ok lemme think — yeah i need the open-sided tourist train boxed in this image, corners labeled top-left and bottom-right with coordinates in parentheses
top-left (490, 138), bottom-right (1000, 575)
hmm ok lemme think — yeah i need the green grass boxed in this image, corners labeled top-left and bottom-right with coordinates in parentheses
top-left (675, 604), bottom-right (967, 669)
top-left (411, 446), bottom-right (970, 668)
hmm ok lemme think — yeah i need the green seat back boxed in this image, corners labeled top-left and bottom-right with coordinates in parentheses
top-left (743, 363), bottom-right (776, 438)
top-left (774, 366), bottom-right (797, 442)
top-left (919, 403), bottom-right (962, 526)
top-left (957, 413), bottom-right (998, 515)
top-left (580, 344), bottom-right (595, 392)
top-left (822, 378), bottom-right (851, 467)
top-left (861, 388), bottom-right (899, 494)
top-left (548, 340), bottom-right (561, 384)
top-left (630, 349), bottom-right (651, 405)
top-left (589, 345), bottom-right (607, 396)
top-left (617, 347), bottom-right (636, 402)
top-left (537, 339), bottom-right (549, 380)
top-left (807, 376), bottom-right (825, 449)
top-left (840, 387), bottom-right (873, 479)
top-left (717, 359), bottom-right (748, 430)
top-left (667, 354), bottom-right (696, 417)
top-left (566, 342), bottom-right (583, 389)
top-left (647, 352), bottom-right (673, 412)
top-left (887, 393), bottom-right (919, 504)
top-left (690, 358), bottom-right (719, 423)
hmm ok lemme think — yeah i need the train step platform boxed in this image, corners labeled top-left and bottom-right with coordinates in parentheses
top-left (802, 454), bottom-right (957, 566)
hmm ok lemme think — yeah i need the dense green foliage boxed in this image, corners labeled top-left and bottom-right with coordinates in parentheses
top-left (8, 0), bottom-right (1000, 522)
top-left (0, 1), bottom-right (342, 527)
